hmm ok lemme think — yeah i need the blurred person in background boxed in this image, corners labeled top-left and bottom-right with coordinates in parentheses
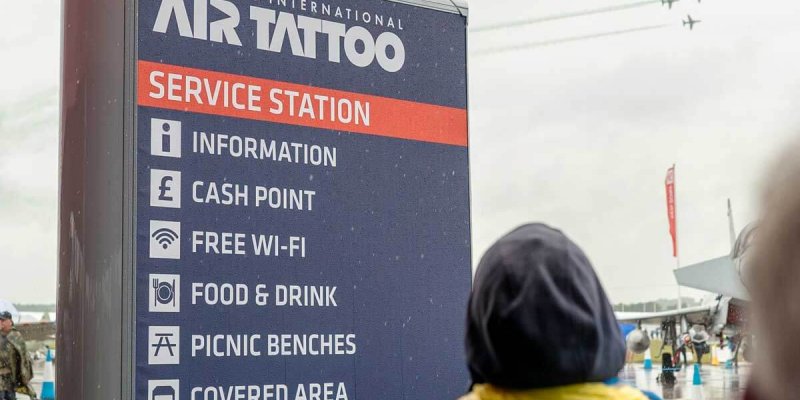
top-left (0, 312), bottom-right (36, 399)
top-left (0, 312), bottom-right (16, 399)
top-left (748, 137), bottom-right (800, 400)
top-left (460, 224), bottom-right (659, 400)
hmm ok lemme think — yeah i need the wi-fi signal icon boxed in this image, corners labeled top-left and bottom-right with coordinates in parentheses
top-left (152, 228), bottom-right (179, 249)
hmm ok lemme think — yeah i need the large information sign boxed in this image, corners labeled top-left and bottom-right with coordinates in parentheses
top-left (135, 0), bottom-right (470, 399)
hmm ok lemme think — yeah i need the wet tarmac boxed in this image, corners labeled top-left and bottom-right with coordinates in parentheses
top-left (619, 363), bottom-right (751, 400)
top-left (17, 361), bottom-right (45, 400)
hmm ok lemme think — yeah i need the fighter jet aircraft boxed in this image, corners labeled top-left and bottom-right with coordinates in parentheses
top-left (683, 15), bottom-right (701, 30)
top-left (662, 0), bottom-right (680, 9)
top-left (618, 201), bottom-right (752, 369)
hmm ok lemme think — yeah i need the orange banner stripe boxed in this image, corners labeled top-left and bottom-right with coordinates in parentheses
top-left (137, 61), bottom-right (468, 147)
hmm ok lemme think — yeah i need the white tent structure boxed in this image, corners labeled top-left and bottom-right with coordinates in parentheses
top-left (0, 299), bottom-right (20, 324)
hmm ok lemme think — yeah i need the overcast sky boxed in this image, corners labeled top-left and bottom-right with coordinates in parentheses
top-left (0, 0), bottom-right (59, 304)
top-left (469, 0), bottom-right (800, 303)
top-left (1, 0), bottom-right (799, 304)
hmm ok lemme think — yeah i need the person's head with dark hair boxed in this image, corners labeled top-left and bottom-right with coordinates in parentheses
top-left (749, 137), bottom-right (800, 400)
top-left (460, 223), bottom-right (654, 400)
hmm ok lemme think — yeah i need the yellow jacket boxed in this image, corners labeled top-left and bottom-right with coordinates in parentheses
top-left (459, 383), bottom-right (650, 400)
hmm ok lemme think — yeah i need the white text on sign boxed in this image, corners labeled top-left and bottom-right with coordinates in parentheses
top-left (190, 333), bottom-right (357, 357)
top-left (191, 231), bottom-right (307, 257)
top-left (192, 181), bottom-right (316, 210)
top-left (190, 381), bottom-right (349, 400)
top-left (153, 0), bottom-right (406, 72)
top-left (191, 283), bottom-right (338, 307)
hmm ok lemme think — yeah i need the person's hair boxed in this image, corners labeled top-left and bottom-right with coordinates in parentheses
top-left (751, 137), bottom-right (800, 399)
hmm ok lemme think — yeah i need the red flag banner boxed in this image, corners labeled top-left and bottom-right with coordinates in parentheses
top-left (665, 165), bottom-right (678, 257)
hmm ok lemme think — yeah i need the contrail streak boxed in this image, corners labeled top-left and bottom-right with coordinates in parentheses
top-left (472, 1), bottom-right (661, 33)
top-left (473, 24), bottom-right (671, 56)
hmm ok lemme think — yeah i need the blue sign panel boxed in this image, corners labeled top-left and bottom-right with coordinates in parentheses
top-left (136, 1), bottom-right (470, 399)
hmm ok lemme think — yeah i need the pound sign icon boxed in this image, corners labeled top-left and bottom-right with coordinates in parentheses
top-left (150, 170), bottom-right (181, 209)
top-left (159, 176), bottom-right (174, 202)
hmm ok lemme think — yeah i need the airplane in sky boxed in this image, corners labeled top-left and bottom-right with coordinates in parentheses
top-left (618, 200), bottom-right (752, 369)
top-left (662, 0), bottom-right (680, 9)
top-left (683, 15), bottom-right (702, 30)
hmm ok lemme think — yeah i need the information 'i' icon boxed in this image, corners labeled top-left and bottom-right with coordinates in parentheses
top-left (151, 118), bottom-right (181, 158)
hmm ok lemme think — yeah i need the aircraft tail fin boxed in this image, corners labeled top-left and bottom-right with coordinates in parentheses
top-left (728, 199), bottom-right (737, 250)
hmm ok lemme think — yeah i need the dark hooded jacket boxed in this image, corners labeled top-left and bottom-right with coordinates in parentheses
top-left (466, 223), bottom-right (626, 390)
